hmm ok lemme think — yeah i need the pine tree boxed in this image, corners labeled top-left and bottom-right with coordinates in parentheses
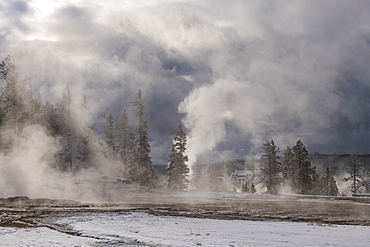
top-left (57, 84), bottom-right (86, 171)
top-left (310, 166), bottom-right (321, 195)
top-left (344, 155), bottom-right (364, 194)
top-left (105, 113), bottom-right (116, 158)
top-left (78, 96), bottom-right (97, 167)
top-left (250, 183), bottom-right (257, 193)
top-left (241, 181), bottom-right (250, 193)
top-left (321, 167), bottom-right (339, 196)
top-left (167, 124), bottom-right (190, 191)
top-left (281, 146), bottom-right (296, 188)
top-left (118, 109), bottom-right (138, 180)
top-left (292, 140), bottom-right (314, 194)
top-left (362, 171), bottom-right (370, 193)
top-left (32, 92), bottom-right (43, 125)
top-left (80, 95), bottom-right (94, 131)
top-left (0, 55), bottom-right (31, 150)
top-left (131, 89), bottom-right (156, 187)
top-left (260, 140), bottom-right (281, 194)
top-left (42, 101), bottom-right (60, 135)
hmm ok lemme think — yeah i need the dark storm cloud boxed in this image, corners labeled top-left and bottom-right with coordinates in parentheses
top-left (1, 0), bottom-right (370, 165)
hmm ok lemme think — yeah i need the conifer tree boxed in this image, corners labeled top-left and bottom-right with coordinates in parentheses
top-left (118, 109), bottom-right (138, 180)
top-left (32, 92), bottom-right (43, 125)
top-left (167, 124), bottom-right (190, 191)
top-left (321, 167), bottom-right (339, 196)
top-left (105, 113), bottom-right (116, 158)
top-left (281, 146), bottom-right (296, 187)
top-left (241, 181), bottom-right (250, 193)
top-left (80, 95), bottom-right (94, 131)
top-left (131, 89), bottom-right (156, 186)
top-left (310, 166), bottom-right (321, 195)
top-left (250, 183), bottom-right (257, 193)
top-left (57, 84), bottom-right (86, 171)
top-left (78, 96), bottom-right (97, 166)
top-left (0, 55), bottom-right (31, 150)
top-left (292, 140), bottom-right (314, 194)
top-left (362, 171), bottom-right (370, 193)
top-left (344, 155), bottom-right (364, 194)
top-left (261, 140), bottom-right (281, 194)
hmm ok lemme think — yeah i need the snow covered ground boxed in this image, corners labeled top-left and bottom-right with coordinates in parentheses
top-left (0, 212), bottom-right (369, 246)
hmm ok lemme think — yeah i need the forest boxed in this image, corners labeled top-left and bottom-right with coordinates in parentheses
top-left (0, 55), bottom-right (369, 196)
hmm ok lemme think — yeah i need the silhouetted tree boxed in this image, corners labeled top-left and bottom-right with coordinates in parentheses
top-left (281, 146), bottom-right (296, 188)
top-left (131, 89), bottom-right (157, 186)
top-left (292, 140), bottom-right (314, 194)
top-left (250, 183), bottom-right (256, 193)
top-left (261, 140), bottom-right (281, 194)
top-left (321, 167), bottom-right (339, 196)
top-left (167, 124), bottom-right (190, 191)
top-left (344, 155), bottom-right (364, 194)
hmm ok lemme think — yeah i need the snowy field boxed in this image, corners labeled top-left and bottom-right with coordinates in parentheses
top-left (0, 212), bottom-right (369, 246)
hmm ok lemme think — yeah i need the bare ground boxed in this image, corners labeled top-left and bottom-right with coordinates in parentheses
top-left (0, 193), bottom-right (369, 228)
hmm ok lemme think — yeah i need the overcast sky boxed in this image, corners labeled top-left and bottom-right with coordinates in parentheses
top-left (1, 0), bottom-right (370, 165)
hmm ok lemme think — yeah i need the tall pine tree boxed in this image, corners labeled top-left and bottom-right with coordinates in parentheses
top-left (281, 146), bottom-right (297, 190)
top-left (261, 140), bottom-right (281, 194)
top-left (321, 167), bottom-right (339, 196)
top-left (167, 124), bottom-right (190, 191)
top-left (105, 113), bottom-right (116, 158)
top-left (118, 109), bottom-right (138, 180)
top-left (344, 155), bottom-right (364, 194)
top-left (292, 140), bottom-right (314, 194)
top-left (0, 55), bottom-right (32, 150)
top-left (131, 89), bottom-right (157, 187)
top-left (57, 84), bottom-right (86, 171)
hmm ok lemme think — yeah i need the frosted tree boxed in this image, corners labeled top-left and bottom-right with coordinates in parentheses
top-left (118, 109), bottom-right (138, 180)
top-left (31, 92), bottom-right (44, 125)
top-left (260, 140), bottom-right (281, 194)
top-left (320, 167), bottom-right (339, 196)
top-left (344, 155), bottom-right (364, 194)
top-left (41, 101), bottom-right (60, 135)
top-left (105, 113), bottom-right (116, 158)
top-left (57, 84), bottom-right (86, 171)
top-left (362, 171), bottom-right (370, 193)
top-left (78, 96), bottom-right (98, 166)
top-left (131, 89), bottom-right (157, 187)
top-left (0, 55), bottom-right (31, 150)
top-left (80, 95), bottom-right (95, 132)
top-left (167, 124), bottom-right (190, 191)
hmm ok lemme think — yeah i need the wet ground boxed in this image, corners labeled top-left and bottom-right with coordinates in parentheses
top-left (1, 193), bottom-right (369, 230)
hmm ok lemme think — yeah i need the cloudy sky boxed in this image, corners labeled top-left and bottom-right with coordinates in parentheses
top-left (1, 0), bottom-right (370, 165)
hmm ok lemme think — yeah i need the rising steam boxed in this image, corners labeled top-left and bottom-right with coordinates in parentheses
top-left (1, 1), bottom-right (370, 186)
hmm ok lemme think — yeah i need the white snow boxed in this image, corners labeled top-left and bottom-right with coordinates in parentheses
top-left (0, 212), bottom-right (369, 246)
top-left (0, 226), bottom-right (93, 246)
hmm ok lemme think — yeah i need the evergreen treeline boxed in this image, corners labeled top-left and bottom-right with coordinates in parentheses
top-left (261, 140), bottom-right (339, 195)
top-left (2, 55), bottom-right (367, 194)
top-left (0, 55), bottom-right (162, 187)
top-left (103, 89), bottom-right (160, 187)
